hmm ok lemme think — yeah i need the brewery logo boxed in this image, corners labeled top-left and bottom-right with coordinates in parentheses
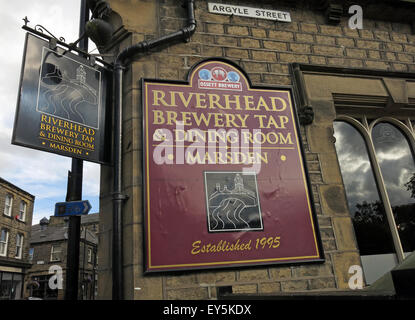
top-left (198, 66), bottom-right (242, 91)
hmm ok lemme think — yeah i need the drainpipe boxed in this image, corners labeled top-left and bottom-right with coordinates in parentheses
top-left (112, 0), bottom-right (196, 300)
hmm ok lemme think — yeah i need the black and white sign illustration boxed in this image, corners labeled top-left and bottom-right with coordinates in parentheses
top-left (36, 48), bottom-right (101, 129)
top-left (204, 172), bottom-right (263, 232)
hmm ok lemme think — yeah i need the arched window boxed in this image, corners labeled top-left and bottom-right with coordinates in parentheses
top-left (333, 117), bottom-right (415, 284)
top-left (372, 122), bottom-right (415, 253)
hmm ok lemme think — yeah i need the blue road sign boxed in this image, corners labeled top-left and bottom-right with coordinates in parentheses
top-left (54, 200), bottom-right (92, 217)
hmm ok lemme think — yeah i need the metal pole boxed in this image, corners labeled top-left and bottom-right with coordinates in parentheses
top-left (112, 63), bottom-right (124, 300)
top-left (64, 0), bottom-right (89, 301)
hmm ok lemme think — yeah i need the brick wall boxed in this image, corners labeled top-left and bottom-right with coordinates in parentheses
top-left (0, 181), bottom-right (34, 263)
top-left (98, 0), bottom-right (415, 299)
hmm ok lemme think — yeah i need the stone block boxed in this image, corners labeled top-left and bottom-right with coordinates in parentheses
top-left (263, 40), bottom-right (287, 51)
top-left (300, 23), bottom-right (318, 33)
top-left (240, 38), bottom-right (260, 48)
top-left (319, 184), bottom-right (349, 216)
top-left (269, 30), bottom-right (294, 41)
top-left (252, 50), bottom-right (276, 62)
top-left (316, 35), bottom-right (336, 45)
top-left (227, 25), bottom-right (249, 36)
top-left (281, 279), bottom-right (308, 292)
top-left (166, 274), bottom-right (198, 287)
top-left (332, 252), bottom-right (362, 289)
top-left (238, 269), bottom-right (269, 282)
top-left (309, 277), bottom-right (336, 290)
top-left (365, 60), bottom-right (389, 70)
top-left (197, 271), bottom-right (236, 284)
top-left (332, 217), bottom-right (358, 251)
top-left (251, 27), bottom-right (267, 38)
top-left (313, 45), bottom-right (344, 57)
top-left (278, 53), bottom-right (309, 63)
top-left (269, 267), bottom-right (292, 280)
top-left (320, 25), bottom-right (343, 36)
top-left (110, 0), bottom-right (157, 33)
top-left (290, 43), bottom-right (311, 53)
top-left (356, 40), bottom-right (380, 50)
top-left (346, 48), bottom-right (367, 59)
top-left (295, 33), bottom-right (314, 43)
top-left (292, 263), bottom-right (333, 278)
top-left (306, 125), bottom-right (336, 154)
top-left (259, 282), bottom-right (281, 293)
top-left (225, 48), bottom-right (249, 59)
top-left (319, 152), bottom-right (343, 184)
top-left (232, 284), bottom-right (257, 294)
top-left (166, 287), bottom-right (209, 299)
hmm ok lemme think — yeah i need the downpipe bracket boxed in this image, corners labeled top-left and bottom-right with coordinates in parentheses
top-left (112, 192), bottom-right (129, 202)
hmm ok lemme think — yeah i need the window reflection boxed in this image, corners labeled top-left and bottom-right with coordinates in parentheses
top-left (333, 121), bottom-right (395, 255)
top-left (372, 122), bottom-right (415, 252)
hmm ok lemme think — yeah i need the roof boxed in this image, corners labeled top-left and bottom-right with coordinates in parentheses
top-left (81, 212), bottom-right (99, 224)
top-left (31, 222), bottom-right (98, 245)
top-left (0, 177), bottom-right (35, 199)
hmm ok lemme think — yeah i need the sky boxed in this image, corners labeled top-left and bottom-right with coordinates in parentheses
top-left (0, 1), bottom-right (100, 225)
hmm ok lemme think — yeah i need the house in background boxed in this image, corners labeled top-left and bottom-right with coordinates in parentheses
top-left (27, 213), bottom-right (98, 300)
top-left (0, 177), bottom-right (35, 300)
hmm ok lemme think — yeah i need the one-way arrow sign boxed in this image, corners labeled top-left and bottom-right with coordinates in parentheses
top-left (54, 200), bottom-right (92, 217)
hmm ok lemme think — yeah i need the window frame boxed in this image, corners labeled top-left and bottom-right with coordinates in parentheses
top-left (15, 234), bottom-right (23, 259)
top-left (0, 229), bottom-right (9, 257)
top-left (50, 245), bottom-right (62, 262)
top-left (18, 201), bottom-right (26, 222)
top-left (335, 115), bottom-right (415, 263)
top-left (87, 248), bottom-right (92, 263)
top-left (3, 194), bottom-right (13, 217)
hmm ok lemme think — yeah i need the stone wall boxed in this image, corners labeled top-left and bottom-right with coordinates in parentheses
top-left (98, 0), bottom-right (415, 299)
top-left (0, 180), bottom-right (34, 263)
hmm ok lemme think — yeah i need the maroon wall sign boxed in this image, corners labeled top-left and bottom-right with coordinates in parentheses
top-left (142, 59), bottom-right (323, 272)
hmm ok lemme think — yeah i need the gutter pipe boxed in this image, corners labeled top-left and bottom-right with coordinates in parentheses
top-left (112, 0), bottom-right (196, 300)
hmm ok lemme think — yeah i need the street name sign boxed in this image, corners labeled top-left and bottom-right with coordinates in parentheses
top-left (208, 2), bottom-right (291, 22)
top-left (54, 200), bottom-right (92, 217)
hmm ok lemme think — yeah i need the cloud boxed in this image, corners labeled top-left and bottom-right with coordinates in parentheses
top-left (334, 120), bottom-right (415, 215)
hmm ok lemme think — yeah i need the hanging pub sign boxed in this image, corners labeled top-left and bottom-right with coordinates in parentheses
top-left (142, 59), bottom-right (323, 272)
top-left (12, 33), bottom-right (111, 164)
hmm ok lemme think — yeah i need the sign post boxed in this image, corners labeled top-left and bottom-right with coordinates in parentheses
top-left (55, 200), bottom-right (92, 217)
top-left (64, 0), bottom-right (89, 301)
top-left (142, 59), bottom-right (323, 273)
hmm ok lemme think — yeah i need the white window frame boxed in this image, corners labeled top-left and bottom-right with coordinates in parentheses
top-left (0, 229), bottom-right (9, 257)
top-left (87, 248), bottom-right (92, 263)
top-left (18, 201), bottom-right (26, 222)
top-left (15, 234), bottom-right (23, 259)
top-left (4, 194), bottom-right (13, 217)
top-left (50, 245), bottom-right (62, 262)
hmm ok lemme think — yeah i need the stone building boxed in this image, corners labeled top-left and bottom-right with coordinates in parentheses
top-left (27, 213), bottom-right (99, 299)
top-left (92, 0), bottom-right (415, 299)
top-left (0, 177), bottom-right (35, 300)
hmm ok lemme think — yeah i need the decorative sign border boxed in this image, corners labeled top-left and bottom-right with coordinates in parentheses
top-left (142, 58), bottom-right (323, 273)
